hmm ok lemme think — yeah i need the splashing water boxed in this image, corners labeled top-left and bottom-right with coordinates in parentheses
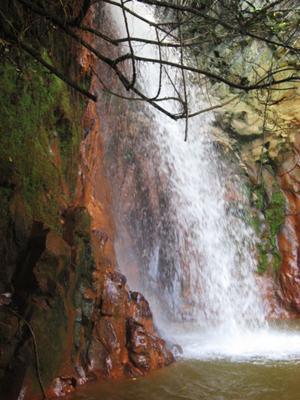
top-left (106, 1), bottom-right (300, 361)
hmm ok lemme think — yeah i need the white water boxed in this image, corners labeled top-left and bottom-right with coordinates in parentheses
top-left (168, 321), bottom-right (300, 362)
top-left (108, 1), bottom-right (300, 362)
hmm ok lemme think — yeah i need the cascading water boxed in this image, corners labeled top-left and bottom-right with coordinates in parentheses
top-left (106, 1), bottom-right (300, 361)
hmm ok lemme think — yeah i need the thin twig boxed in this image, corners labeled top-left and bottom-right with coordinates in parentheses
top-left (187, 95), bottom-right (240, 118)
top-left (7, 307), bottom-right (48, 400)
top-left (121, 0), bottom-right (136, 89)
top-left (177, 3), bottom-right (188, 141)
top-left (16, 36), bottom-right (97, 101)
top-left (258, 72), bottom-right (272, 183)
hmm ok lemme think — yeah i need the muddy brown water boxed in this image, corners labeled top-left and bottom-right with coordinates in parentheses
top-left (69, 358), bottom-right (300, 400)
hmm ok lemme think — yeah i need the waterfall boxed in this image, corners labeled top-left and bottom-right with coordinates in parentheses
top-left (108, 0), bottom-right (266, 329)
top-left (154, 121), bottom-right (267, 331)
top-left (103, 1), bottom-right (300, 362)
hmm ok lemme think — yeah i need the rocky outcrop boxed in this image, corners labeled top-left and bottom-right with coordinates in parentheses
top-left (88, 278), bottom-right (173, 379)
top-left (0, 204), bottom-right (173, 400)
top-left (224, 111), bottom-right (300, 318)
top-left (214, 123), bottom-right (300, 318)
top-left (0, 5), bottom-right (174, 400)
top-left (197, 20), bottom-right (300, 318)
top-left (277, 137), bottom-right (300, 314)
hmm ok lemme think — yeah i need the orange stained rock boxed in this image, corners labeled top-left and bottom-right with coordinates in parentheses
top-left (277, 138), bottom-right (300, 314)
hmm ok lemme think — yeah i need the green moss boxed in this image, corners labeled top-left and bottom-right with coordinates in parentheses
top-left (265, 191), bottom-right (286, 240)
top-left (0, 54), bottom-right (82, 231)
top-left (251, 186), bottom-right (265, 211)
top-left (273, 249), bottom-right (282, 273)
top-left (250, 214), bottom-right (261, 235)
top-left (257, 244), bottom-right (268, 274)
top-left (74, 209), bottom-right (91, 243)
top-left (250, 182), bottom-right (285, 274)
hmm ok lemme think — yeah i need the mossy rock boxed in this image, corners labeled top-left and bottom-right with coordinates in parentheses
top-left (265, 191), bottom-right (286, 241)
top-left (250, 179), bottom-right (285, 274)
top-left (73, 208), bottom-right (91, 241)
top-left (0, 54), bottom-right (83, 233)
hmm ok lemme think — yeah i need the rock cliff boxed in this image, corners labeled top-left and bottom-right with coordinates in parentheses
top-left (0, 4), bottom-right (174, 399)
top-left (209, 43), bottom-right (300, 318)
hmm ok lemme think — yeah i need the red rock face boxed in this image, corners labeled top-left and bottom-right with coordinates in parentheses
top-left (87, 274), bottom-right (174, 380)
top-left (256, 274), bottom-right (296, 319)
top-left (277, 141), bottom-right (300, 314)
top-left (54, 5), bottom-right (175, 395)
top-left (75, 89), bottom-right (174, 394)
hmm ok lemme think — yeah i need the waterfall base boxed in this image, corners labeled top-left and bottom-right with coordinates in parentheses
top-left (170, 321), bottom-right (300, 362)
top-left (68, 348), bottom-right (300, 400)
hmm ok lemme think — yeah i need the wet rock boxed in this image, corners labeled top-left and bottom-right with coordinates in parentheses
top-left (75, 365), bottom-right (88, 385)
top-left (126, 318), bottom-right (174, 372)
top-left (87, 338), bottom-right (108, 374)
top-left (277, 156), bottom-right (300, 314)
top-left (62, 207), bottom-right (91, 245)
top-left (123, 362), bottom-right (144, 377)
top-left (0, 292), bottom-right (12, 306)
top-left (92, 229), bottom-right (108, 250)
top-left (129, 291), bottom-right (153, 323)
top-left (101, 272), bottom-right (127, 317)
top-left (127, 318), bottom-right (149, 354)
top-left (256, 275), bottom-right (293, 319)
top-left (129, 353), bottom-right (150, 371)
top-left (167, 342), bottom-right (183, 359)
top-left (147, 334), bottom-right (175, 368)
top-left (104, 354), bottom-right (113, 373)
top-left (0, 309), bottom-right (19, 370)
top-left (50, 376), bottom-right (76, 397)
top-left (96, 317), bottom-right (120, 353)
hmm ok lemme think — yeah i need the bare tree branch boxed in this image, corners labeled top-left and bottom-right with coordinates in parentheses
top-left (120, 0), bottom-right (136, 89)
top-left (1, 0), bottom-right (300, 123)
top-left (2, 28), bottom-right (97, 101)
top-left (177, 2), bottom-right (189, 140)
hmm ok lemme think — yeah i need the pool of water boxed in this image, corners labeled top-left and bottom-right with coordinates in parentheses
top-left (69, 321), bottom-right (300, 400)
top-left (69, 359), bottom-right (300, 400)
